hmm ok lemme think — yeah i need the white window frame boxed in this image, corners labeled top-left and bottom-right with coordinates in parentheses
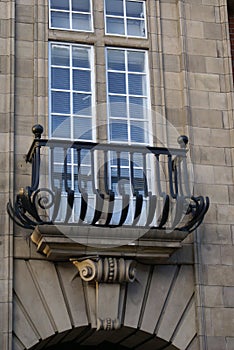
top-left (49, 42), bottom-right (96, 142)
top-left (49, 0), bottom-right (94, 32)
top-left (105, 47), bottom-right (154, 214)
top-left (48, 42), bottom-right (96, 223)
top-left (104, 0), bottom-right (147, 38)
top-left (106, 47), bottom-right (152, 146)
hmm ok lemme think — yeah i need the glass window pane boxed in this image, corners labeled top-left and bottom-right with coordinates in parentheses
top-left (73, 93), bottom-right (92, 115)
top-left (109, 96), bottom-right (127, 118)
top-left (73, 70), bottom-right (91, 92)
top-left (72, 13), bottom-right (91, 31)
top-left (51, 115), bottom-right (70, 138)
top-left (128, 51), bottom-right (145, 72)
top-left (72, 0), bottom-right (90, 12)
top-left (129, 97), bottom-right (147, 119)
top-left (106, 0), bottom-right (124, 16)
top-left (126, 1), bottom-right (144, 18)
top-left (127, 19), bottom-right (145, 37)
top-left (74, 117), bottom-right (92, 140)
top-left (107, 49), bottom-right (125, 71)
top-left (128, 74), bottom-right (146, 95)
top-left (50, 0), bottom-right (69, 10)
top-left (72, 47), bottom-right (90, 68)
top-left (110, 121), bottom-right (128, 141)
top-left (51, 12), bottom-right (70, 29)
top-left (51, 68), bottom-right (70, 90)
top-left (51, 45), bottom-right (70, 66)
top-left (51, 91), bottom-right (70, 114)
top-left (130, 121), bottom-right (147, 143)
top-left (108, 72), bottom-right (126, 94)
top-left (106, 17), bottom-right (124, 35)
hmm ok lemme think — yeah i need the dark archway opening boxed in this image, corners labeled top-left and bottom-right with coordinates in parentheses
top-left (45, 341), bottom-right (129, 350)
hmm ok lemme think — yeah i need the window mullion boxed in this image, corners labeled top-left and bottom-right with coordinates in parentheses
top-left (125, 50), bottom-right (131, 145)
top-left (70, 44), bottom-right (73, 140)
top-left (123, 0), bottom-right (127, 36)
top-left (69, 0), bottom-right (72, 30)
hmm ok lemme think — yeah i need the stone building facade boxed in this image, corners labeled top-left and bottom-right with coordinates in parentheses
top-left (0, 0), bottom-right (234, 350)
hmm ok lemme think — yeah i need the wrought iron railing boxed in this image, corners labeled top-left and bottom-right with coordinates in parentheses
top-left (7, 125), bottom-right (209, 233)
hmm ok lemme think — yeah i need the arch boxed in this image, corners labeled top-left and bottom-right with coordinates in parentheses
top-left (13, 259), bottom-right (197, 350)
top-left (26, 326), bottom-right (180, 350)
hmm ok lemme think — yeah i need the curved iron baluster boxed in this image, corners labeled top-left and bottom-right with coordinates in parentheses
top-left (132, 194), bottom-right (143, 226)
top-left (64, 148), bottom-right (75, 223)
top-left (145, 192), bottom-right (157, 227)
top-left (76, 148), bottom-right (88, 223)
top-left (90, 149), bottom-right (105, 225)
top-left (170, 195), bottom-right (187, 230)
top-left (103, 149), bottom-right (115, 226)
top-left (157, 194), bottom-right (170, 228)
top-left (168, 154), bottom-right (177, 199)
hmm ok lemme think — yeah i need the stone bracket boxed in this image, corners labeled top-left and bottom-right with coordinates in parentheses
top-left (71, 257), bottom-right (137, 330)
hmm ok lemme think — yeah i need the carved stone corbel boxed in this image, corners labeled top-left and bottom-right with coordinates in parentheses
top-left (71, 256), bottom-right (137, 330)
top-left (71, 257), bottom-right (136, 283)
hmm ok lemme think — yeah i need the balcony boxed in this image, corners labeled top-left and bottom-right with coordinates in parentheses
top-left (8, 125), bottom-right (209, 262)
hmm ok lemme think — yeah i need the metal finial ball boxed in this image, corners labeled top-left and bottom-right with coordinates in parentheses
top-left (177, 135), bottom-right (188, 148)
top-left (32, 124), bottom-right (44, 139)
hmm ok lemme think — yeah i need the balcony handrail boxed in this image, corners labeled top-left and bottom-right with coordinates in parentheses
top-left (7, 125), bottom-right (209, 233)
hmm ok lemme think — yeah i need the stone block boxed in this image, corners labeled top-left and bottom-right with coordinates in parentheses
top-left (226, 337), bottom-right (234, 349)
top-left (189, 5), bottom-right (215, 22)
top-left (205, 57), bottom-right (225, 74)
top-left (186, 21), bottom-right (204, 39)
top-left (221, 246), bottom-right (234, 266)
top-left (187, 38), bottom-right (217, 56)
top-left (229, 186), bottom-right (234, 205)
top-left (165, 89), bottom-right (183, 108)
top-left (161, 19), bottom-right (178, 37)
top-left (164, 72), bottom-right (181, 90)
top-left (214, 166), bottom-right (233, 185)
top-left (160, 3), bottom-right (178, 20)
top-left (198, 184), bottom-right (229, 204)
top-left (191, 109), bottom-right (223, 128)
top-left (206, 336), bottom-right (227, 350)
top-left (188, 55), bottom-right (206, 73)
top-left (15, 23), bottom-right (34, 41)
top-left (163, 54), bottom-right (181, 72)
top-left (210, 309), bottom-right (234, 336)
top-left (210, 129), bottom-right (231, 147)
top-left (203, 22), bottom-right (222, 40)
top-left (15, 41), bottom-right (33, 59)
top-left (15, 58), bottom-right (34, 78)
top-left (189, 73), bottom-right (220, 92)
top-left (209, 92), bottom-right (228, 110)
top-left (162, 36), bottom-right (180, 54)
top-left (190, 91), bottom-right (210, 109)
top-left (201, 244), bottom-right (221, 265)
top-left (223, 287), bottom-right (234, 307)
top-left (194, 164), bottom-right (214, 184)
top-left (203, 286), bottom-right (223, 307)
top-left (16, 5), bottom-right (34, 24)
top-left (205, 265), bottom-right (234, 286)
top-left (15, 78), bottom-right (33, 97)
top-left (217, 205), bottom-right (234, 225)
top-left (199, 146), bottom-right (226, 165)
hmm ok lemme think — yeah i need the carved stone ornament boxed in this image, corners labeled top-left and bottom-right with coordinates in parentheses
top-left (97, 318), bottom-right (120, 331)
top-left (71, 257), bottom-right (136, 283)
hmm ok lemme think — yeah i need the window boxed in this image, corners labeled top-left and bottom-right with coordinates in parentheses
top-left (49, 43), bottom-right (95, 141)
top-left (106, 47), bottom-right (150, 144)
top-left (105, 0), bottom-right (146, 37)
top-left (49, 0), bottom-right (93, 32)
top-left (106, 47), bottom-right (151, 204)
